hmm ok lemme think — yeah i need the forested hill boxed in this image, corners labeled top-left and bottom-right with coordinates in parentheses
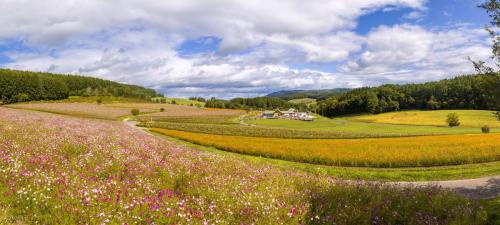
top-left (0, 69), bottom-right (159, 103)
top-left (266, 88), bottom-right (351, 100)
top-left (318, 73), bottom-right (499, 117)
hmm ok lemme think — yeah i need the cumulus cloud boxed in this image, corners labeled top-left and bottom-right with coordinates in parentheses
top-left (340, 24), bottom-right (491, 83)
top-left (0, 0), bottom-right (493, 98)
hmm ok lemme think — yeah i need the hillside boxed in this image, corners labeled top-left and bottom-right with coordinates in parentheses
top-left (266, 88), bottom-right (351, 100)
top-left (318, 74), bottom-right (500, 117)
top-left (0, 69), bottom-right (159, 103)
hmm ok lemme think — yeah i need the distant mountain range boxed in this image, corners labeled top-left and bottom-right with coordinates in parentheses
top-left (266, 88), bottom-right (351, 100)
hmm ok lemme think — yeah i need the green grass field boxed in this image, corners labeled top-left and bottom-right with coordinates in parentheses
top-left (151, 97), bottom-right (205, 106)
top-left (245, 114), bottom-right (497, 137)
top-left (288, 98), bottom-right (317, 105)
top-left (351, 110), bottom-right (500, 128)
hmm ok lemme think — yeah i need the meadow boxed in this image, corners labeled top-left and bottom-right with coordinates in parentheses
top-left (288, 98), bottom-right (317, 105)
top-left (6, 100), bottom-right (242, 121)
top-left (0, 107), bottom-right (488, 224)
top-left (139, 107), bottom-right (243, 119)
top-left (147, 112), bottom-right (496, 140)
top-left (151, 97), bottom-right (206, 106)
top-left (151, 129), bottom-right (500, 168)
top-left (7, 103), bottom-right (145, 120)
top-left (351, 110), bottom-right (500, 128)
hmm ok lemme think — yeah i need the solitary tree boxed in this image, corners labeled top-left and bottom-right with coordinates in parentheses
top-left (446, 113), bottom-right (461, 127)
top-left (131, 108), bottom-right (140, 116)
top-left (472, 1), bottom-right (500, 119)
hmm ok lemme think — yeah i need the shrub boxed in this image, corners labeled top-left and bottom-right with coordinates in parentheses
top-left (96, 99), bottom-right (102, 104)
top-left (482, 125), bottom-right (491, 134)
top-left (171, 100), bottom-right (177, 105)
top-left (160, 108), bottom-right (165, 112)
top-left (14, 93), bottom-right (30, 102)
top-left (131, 108), bottom-right (140, 116)
top-left (494, 111), bottom-right (500, 121)
top-left (446, 113), bottom-right (460, 127)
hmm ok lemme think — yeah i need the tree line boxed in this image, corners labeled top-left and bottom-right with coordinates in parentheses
top-left (317, 74), bottom-right (497, 117)
top-left (205, 97), bottom-right (308, 111)
top-left (0, 69), bottom-right (160, 103)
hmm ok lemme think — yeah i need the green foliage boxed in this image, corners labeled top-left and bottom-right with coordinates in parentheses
top-left (0, 69), bottom-right (158, 104)
top-left (131, 108), bottom-right (140, 116)
top-left (170, 100), bottom-right (177, 105)
top-left (318, 74), bottom-right (494, 117)
top-left (495, 111), bottom-right (500, 120)
top-left (96, 99), bottom-right (102, 104)
top-left (266, 88), bottom-right (351, 100)
top-left (446, 113), bottom-right (461, 127)
top-left (14, 93), bottom-right (30, 102)
top-left (426, 95), bottom-right (440, 110)
top-left (482, 125), bottom-right (491, 133)
top-left (206, 96), bottom-right (306, 110)
top-left (188, 97), bottom-right (206, 102)
top-left (473, 1), bottom-right (500, 113)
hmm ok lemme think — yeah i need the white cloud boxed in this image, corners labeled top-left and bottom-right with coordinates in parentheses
top-left (0, 0), bottom-right (425, 60)
top-left (403, 11), bottom-right (425, 20)
top-left (0, 0), bottom-right (493, 98)
top-left (341, 24), bottom-right (492, 83)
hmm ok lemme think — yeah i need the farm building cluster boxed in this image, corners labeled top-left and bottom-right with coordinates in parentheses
top-left (261, 108), bottom-right (314, 121)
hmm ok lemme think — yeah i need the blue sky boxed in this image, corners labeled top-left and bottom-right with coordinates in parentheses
top-left (0, 0), bottom-right (493, 98)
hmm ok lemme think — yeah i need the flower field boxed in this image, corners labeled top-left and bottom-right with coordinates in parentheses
top-left (138, 106), bottom-right (244, 118)
top-left (151, 129), bottom-right (500, 168)
top-left (0, 107), bottom-right (488, 224)
top-left (7, 102), bottom-right (243, 121)
top-left (7, 103), bottom-right (154, 120)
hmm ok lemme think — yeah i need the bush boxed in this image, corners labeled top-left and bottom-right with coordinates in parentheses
top-left (171, 100), bottom-right (177, 105)
top-left (446, 113), bottom-right (460, 127)
top-left (160, 108), bottom-right (165, 112)
top-left (96, 99), bottom-right (102, 104)
top-left (131, 109), bottom-right (140, 116)
top-left (14, 93), bottom-right (30, 102)
top-left (494, 111), bottom-right (500, 121)
top-left (482, 125), bottom-right (491, 134)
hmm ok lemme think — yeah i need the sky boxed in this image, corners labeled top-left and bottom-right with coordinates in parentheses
top-left (0, 0), bottom-right (494, 98)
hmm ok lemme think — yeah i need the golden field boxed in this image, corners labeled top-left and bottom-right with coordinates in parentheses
top-left (151, 128), bottom-right (500, 168)
top-left (352, 110), bottom-right (500, 128)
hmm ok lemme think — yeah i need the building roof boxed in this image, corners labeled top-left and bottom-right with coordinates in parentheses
top-left (263, 110), bottom-right (275, 115)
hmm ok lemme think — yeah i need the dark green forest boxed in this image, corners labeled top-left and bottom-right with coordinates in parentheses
top-left (205, 97), bottom-right (306, 111)
top-left (317, 73), bottom-right (499, 117)
top-left (265, 88), bottom-right (350, 100)
top-left (0, 69), bottom-right (159, 103)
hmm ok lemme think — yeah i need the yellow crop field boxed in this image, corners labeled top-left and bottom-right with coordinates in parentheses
top-left (351, 110), bottom-right (500, 128)
top-left (151, 128), bottom-right (500, 168)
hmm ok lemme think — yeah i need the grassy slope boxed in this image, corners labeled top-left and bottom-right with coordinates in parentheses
top-left (246, 114), bottom-right (497, 136)
top-left (351, 110), bottom-right (500, 128)
top-left (288, 98), bottom-right (317, 104)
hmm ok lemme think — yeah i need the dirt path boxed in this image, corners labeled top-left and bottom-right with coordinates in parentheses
top-left (122, 118), bottom-right (154, 136)
top-left (123, 119), bottom-right (499, 199)
top-left (388, 176), bottom-right (500, 199)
